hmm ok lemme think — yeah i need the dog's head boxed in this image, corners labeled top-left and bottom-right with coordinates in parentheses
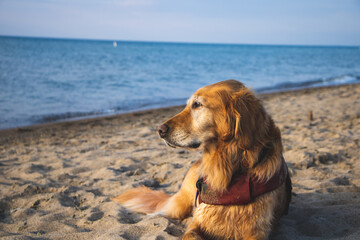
top-left (157, 80), bottom-right (269, 151)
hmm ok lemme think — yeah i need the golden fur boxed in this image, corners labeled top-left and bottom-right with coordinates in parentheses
top-left (113, 80), bottom-right (290, 239)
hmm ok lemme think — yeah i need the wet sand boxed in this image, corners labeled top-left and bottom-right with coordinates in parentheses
top-left (0, 84), bottom-right (359, 239)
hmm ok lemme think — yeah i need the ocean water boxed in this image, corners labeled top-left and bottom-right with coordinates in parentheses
top-left (1, 36), bottom-right (360, 129)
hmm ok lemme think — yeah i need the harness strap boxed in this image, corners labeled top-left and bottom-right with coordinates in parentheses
top-left (195, 155), bottom-right (289, 206)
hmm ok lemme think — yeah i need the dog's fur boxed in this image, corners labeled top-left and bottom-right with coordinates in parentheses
top-left (113, 80), bottom-right (291, 239)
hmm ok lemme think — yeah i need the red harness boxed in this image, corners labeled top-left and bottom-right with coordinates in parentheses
top-left (195, 157), bottom-right (290, 206)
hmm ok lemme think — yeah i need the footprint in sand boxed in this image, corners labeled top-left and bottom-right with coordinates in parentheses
top-left (87, 207), bottom-right (104, 222)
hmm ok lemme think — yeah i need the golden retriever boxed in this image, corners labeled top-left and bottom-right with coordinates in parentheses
top-left (113, 80), bottom-right (292, 240)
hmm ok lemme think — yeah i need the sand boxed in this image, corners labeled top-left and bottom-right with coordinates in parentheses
top-left (0, 84), bottom-right (359, 240)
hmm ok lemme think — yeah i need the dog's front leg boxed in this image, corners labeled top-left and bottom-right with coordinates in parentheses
top-left (161, 160), bottom-right (201, 219)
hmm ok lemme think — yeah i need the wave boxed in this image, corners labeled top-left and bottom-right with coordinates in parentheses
top-left (31, 98), bottom-right (187, 124)
top-left (31, 74), bottom-right (360, 125)
top-left (255, 74), bottom-right (360, 94)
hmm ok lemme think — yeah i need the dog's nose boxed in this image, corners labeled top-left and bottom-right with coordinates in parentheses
top-left (157, 124), bottom-right (169, 137)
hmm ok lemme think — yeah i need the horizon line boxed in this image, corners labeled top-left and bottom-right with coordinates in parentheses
top-left (0, 34), bottom-right (358, 48)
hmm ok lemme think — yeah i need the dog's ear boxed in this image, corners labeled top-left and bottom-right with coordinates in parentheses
top-left (226, 89), bottom-right (268, 149)
top-left (216, 90), bottom-right (238, 142)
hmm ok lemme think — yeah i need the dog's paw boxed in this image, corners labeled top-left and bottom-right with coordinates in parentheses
top-left (182, 231), bottom-right (203, 240)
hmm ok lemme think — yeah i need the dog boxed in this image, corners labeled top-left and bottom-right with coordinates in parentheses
top-left (113, 80), bottom-right (292, 239)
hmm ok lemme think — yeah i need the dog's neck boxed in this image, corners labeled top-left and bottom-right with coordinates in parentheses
top-left (199, 142), bottom-right (281, 192)
top-left (199, 141), bottom-right (247, 192)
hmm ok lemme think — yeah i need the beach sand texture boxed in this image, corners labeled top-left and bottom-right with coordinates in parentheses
top-left (0, 84), bottom-right (359, 240)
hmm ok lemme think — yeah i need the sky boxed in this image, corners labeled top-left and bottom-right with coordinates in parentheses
top-left (0, 0), bottom-right (359, 46)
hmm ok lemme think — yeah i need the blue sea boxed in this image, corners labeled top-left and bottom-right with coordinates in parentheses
top-left (1, 36), bottom-right (360, 130)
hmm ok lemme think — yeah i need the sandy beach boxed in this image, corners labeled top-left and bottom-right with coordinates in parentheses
top-left (0, 84), bottom-right (359, 240)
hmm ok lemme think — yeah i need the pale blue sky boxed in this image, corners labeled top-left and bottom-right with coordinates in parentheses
top-left (0, 0), bottom-right (359, 46)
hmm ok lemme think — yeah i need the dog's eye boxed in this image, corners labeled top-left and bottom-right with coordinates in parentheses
top-left (192, 101), bottom-right (202, 109)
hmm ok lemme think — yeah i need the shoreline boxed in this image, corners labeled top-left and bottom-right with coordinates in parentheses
top-left (0, 83), bottom-right (359, 239)
top-left (1, 82), bottom-right (359, 137)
